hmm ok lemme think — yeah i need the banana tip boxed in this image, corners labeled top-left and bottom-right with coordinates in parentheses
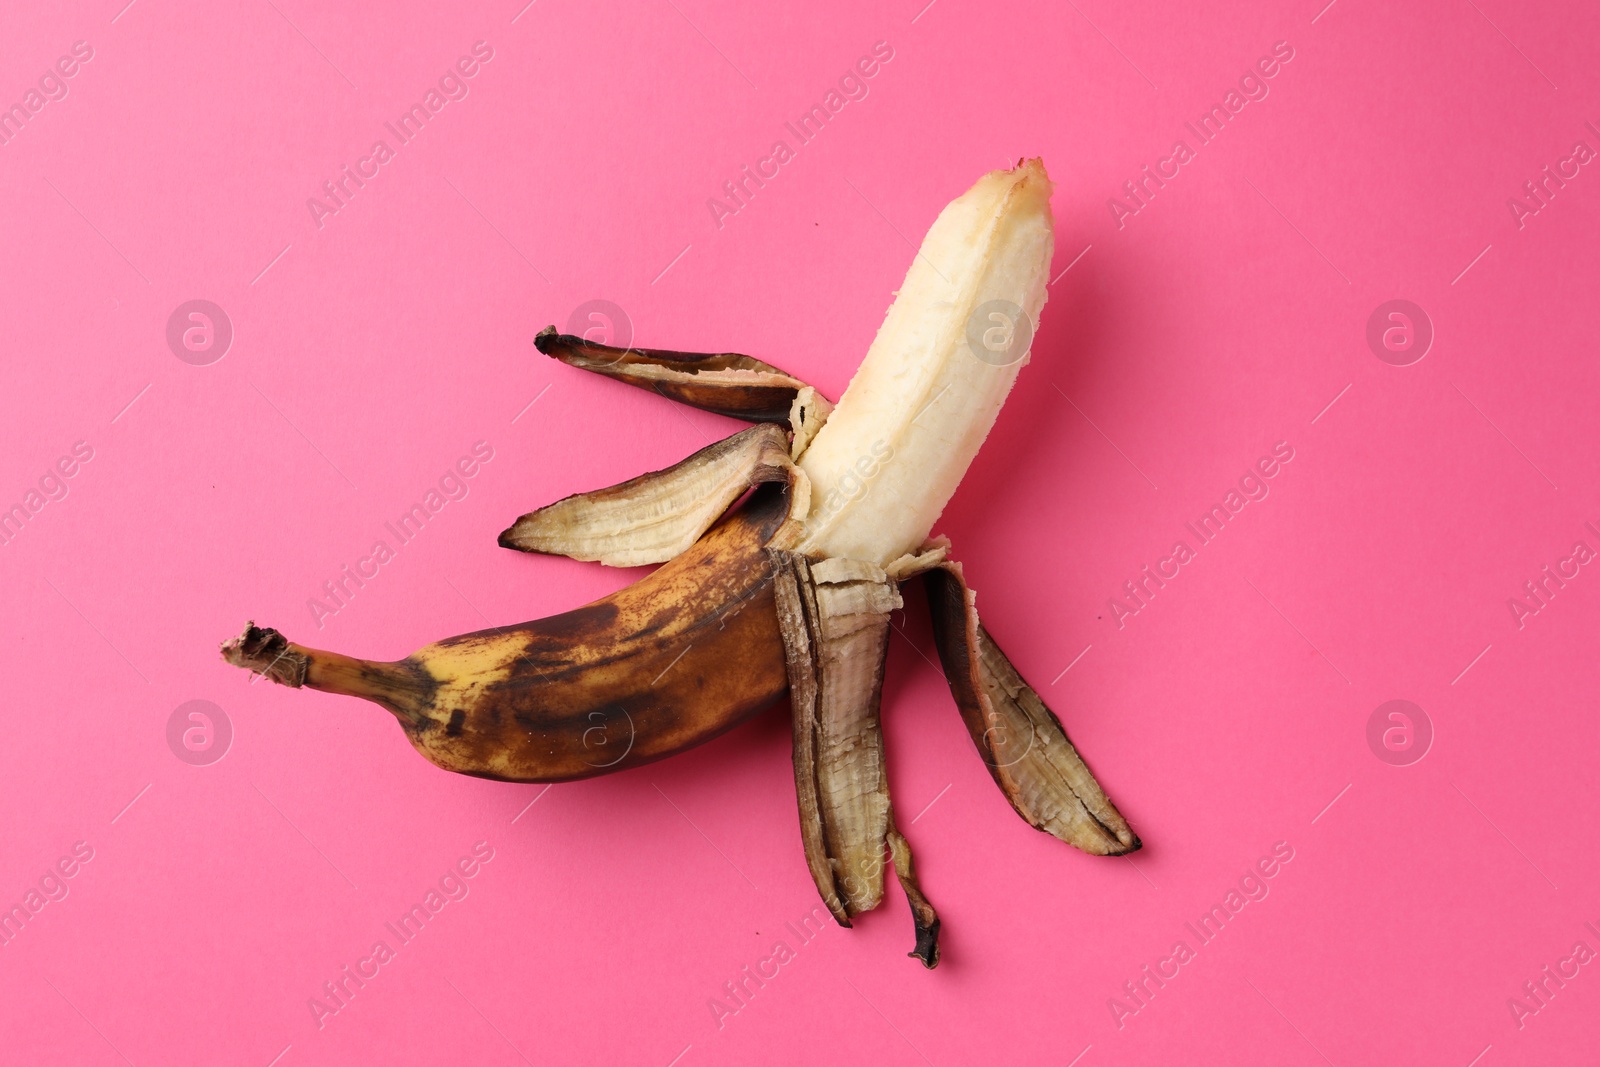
top-left (220, 622), bottom-right (308, 687)
top-left (910, 917), bottom-right (941, 969)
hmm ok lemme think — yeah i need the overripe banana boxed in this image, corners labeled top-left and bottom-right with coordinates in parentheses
top-left (223, 158), bottom-right (1140, 967)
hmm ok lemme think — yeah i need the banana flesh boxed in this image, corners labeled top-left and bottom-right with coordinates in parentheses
top-left (797, 158), bottom-right (1054, 565)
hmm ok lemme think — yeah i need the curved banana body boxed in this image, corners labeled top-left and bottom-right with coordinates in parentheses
top-left (225, 488), bottom-right (794, 781)
top-left (224, 160), bottom-right (1144, 967)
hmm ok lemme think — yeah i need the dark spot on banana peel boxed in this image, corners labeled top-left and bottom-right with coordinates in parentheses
top-left (910, 915), bottom-right (941, 969)
top-left (524, 601), bottom-right (621, 643)
top-left (446, 709), bottom-right (466, 737)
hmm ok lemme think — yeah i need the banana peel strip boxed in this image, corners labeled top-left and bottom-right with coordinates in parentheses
top-left (770, 549), bottom-right (941, 968)
top-left (536, 326), bottom-right (817, 424)
top-left (499, 424), bottom-right (808, 567)
top-left (884, 536), bottom-right (951, 583)
top-left (923, 562), bottom-right (1140, 856)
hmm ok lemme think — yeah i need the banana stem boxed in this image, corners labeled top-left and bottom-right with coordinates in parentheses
top-left (221, 623), bottom-right (433, 724)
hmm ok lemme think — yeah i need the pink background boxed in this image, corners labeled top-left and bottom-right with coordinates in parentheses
top-left (3, 0), bottom-right (1599, 1063)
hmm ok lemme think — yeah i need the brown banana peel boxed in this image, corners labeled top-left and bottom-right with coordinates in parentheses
top-left (497, 423), bottom-right (803, 567)
top-left (222, 158), bottom-right (1140, 966)
top-left (924, 562), bottom-right (1140, 854)
top-left (224, 480), bottom-right (799, 783)
top-left (771, 550), bottom-right (942, 966)
top-left (534, 326), bottom-right (824, 424)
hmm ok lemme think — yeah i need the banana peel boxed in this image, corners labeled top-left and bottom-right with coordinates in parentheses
top-left (534, 328), bottom-right (825, 424)
top-left (770, 550), bottom-right (943, 967)
top-left (222, 158), bottom-right (1139, 967)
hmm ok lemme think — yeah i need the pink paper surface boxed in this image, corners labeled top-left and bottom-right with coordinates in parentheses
top-left (4, 0), bottom-right (1599, 1063)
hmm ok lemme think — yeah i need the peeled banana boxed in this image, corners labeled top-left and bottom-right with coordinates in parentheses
top-left (223, 158), bottom-right (1139, 967)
